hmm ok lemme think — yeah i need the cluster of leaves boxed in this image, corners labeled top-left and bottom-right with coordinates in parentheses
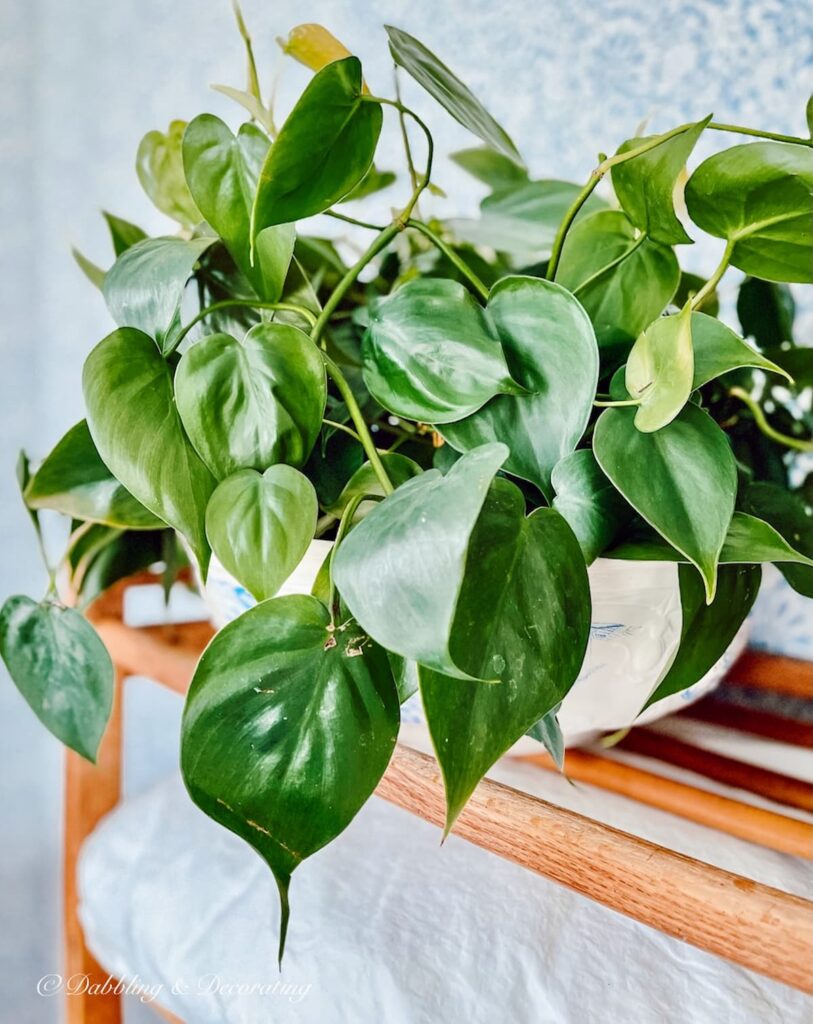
top-left (2, 16), bottom-right (813, 959)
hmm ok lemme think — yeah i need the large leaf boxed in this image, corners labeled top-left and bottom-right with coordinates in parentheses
top-left (685, 141), bottom-right (813, 283)
top-left (385, 26), bottom-right (522, 164)
top-left (625, 302), bottom-right (694, 432)
top-left (551, 449), bottom-right (630, 564)
top-left (181, 594), bottom-right (399, 958)
top-left (362, 278), bottom-right (524, 424)
top-left (136, 120), bottom-right (202, 227)
top-left (174, 323), bottom-right (326, 480)
top-left (593, 403), bottom-right (737, 601)
top-left (24, 421), bottom-right (163, 530)
top-left (612, 117), bottom-right (711, 245)
top-left (333, 444), bottom-right (508, 678)
top-left (251, 58), bottom-right (382, 232)
top-left (555, 209), bottom-right (680, 365)
top-left (450, 147), bottom-right (529, 190)
top-left (440, 276), bottom-right (599, 498)
top-left (643, 564), bottom-right (761, 710)
top-left (741, 482), bottom-right (813, 597)
top-left (182, 115), bottom-right (295, 301)
top-left (205, 466), bottom-right (318, 601)
top-left (690, 312), bottom-right (791, 387)
top-left (0, 597), bottom-right (113, 761)
top-left (420, 493), bottom-right (590, 830)
top-left (83, 328), bottom-right (217, 574)
top-left (103, 236), bottom-right (214, 354)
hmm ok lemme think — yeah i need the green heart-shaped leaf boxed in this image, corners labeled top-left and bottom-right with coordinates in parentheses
top-left (551, 448), bottom-right (630, 564)
top-left (83, 328), bottom-right (216, 574)
top-left (691, 312), bottom-right (791, 387)
top-left (205, 466), bottom-right (318, 601)
top-left (740, 483), bottom-right (813, 597)
top-left (362, 278), bottom-right (524, 424)
top-left (626, 302), bottom-right (694, 432)
top-left (593, 403), bottom-right (737, 601)
top-left (612, 116), bottom-right (711, 245)
top-left (420, 492), bottom-right (590, 830)
top-left (440, 276), bottom-right (599, 498)
top-left (324, 453), bottom-right (423, 518)
top-left (385, 26), bottom-right (523, 164)
top-left (103, 236), bottom-right (214, 353)
top-left (450, 147), bottom-right (529, 191)
top-left (24, 421), bottom-right (163, 530)
top-left (182, 115), bottom-right (295, 301)
top-left (251, 57), bottom-right (382, 232)
top-left (181, 594), bottom-right (399, 959)
top-left (332, 443), bottom-right (508, 678)
top-left (0, 596), bottom-right (114, 761)
top-left (136, 120), bottom-right (202, 227)
top-left (175, 323), bottom-right (327, 480)
top-left (685, 141), bottom-right (813, 283)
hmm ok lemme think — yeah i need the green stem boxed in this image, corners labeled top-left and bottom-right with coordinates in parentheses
top-left (691, 239), bottom-right (735, 310)
top-left (728, 387), bottom-right (813, 453)
top-left (323, 418), bottom-right (362, 443)
top-left (708, 122), bottom-right (813, 147)
top-left (173, 299), bottom-right (317, 350)
top-left (394, 68), bottom-right (420, 197)
top-left (365, 96), bottom-right (434, 225)
top-left (407, 219), bottom-right (490, 301)
top-left (325, 210), bottom-right (387, 232)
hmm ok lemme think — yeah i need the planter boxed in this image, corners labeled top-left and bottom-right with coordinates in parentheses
top-left (195, 540), bottom-right (750, 751)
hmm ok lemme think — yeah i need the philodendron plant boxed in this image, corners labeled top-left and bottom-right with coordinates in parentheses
top-left (3, 14), bottom-right (813, 957)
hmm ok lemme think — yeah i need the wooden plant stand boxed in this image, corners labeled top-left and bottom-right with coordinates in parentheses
top-left (64, 574), bottom-right (813, 1022)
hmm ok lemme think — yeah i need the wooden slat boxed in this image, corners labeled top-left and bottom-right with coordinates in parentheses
top-left (725, 650), bottom-right (813, 700)
top-left (517, 749), bottom-right (813, 858)
top-left (377, 745), bottom-right (813, 992)
top-left (93, 619), bottom-right (213, 696)
top-left (680, 698), bottom-right (813, 748)
top-left (618, 728), bottom-right (813, 813)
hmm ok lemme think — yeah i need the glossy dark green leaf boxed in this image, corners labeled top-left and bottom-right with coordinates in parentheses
top-left (0, 596), bottom-right (113, 761)
top-left (83, 328), bottom-right (216, 574)
top-left (625, 302), bottom-right (694, 432)
top-left (333, 444), bottom-right (508, 678)
top-left (102, 211), bottom-right (147, 256)
top-left (175, 323), bottom-right (326, 480)
top-left (450, 147), bottom-right (529, 190)
top-left (181, 594), bottom-right (399, 959)
top-left (182, 115), bottom-right (295, 301)
top-left (24, 421), bottom-right (163, 530)
top-left (593, 403), bottom-right (737, 601)
top-left (551, 449), bottom-right (630, 564)
top-left (741, 482), bottom-right (813, 597)
top-left (555, 210), bottom-right (680, 364)
top-left (420, 492), bottom-right (590, 830)
top-left (251, 58), bottom-right (382, 232)
top-left (612, 117), bottom-right (711, 245)
top-left (205, 466), bottom-right (318, 601)
top-left (685, 142), bottom-right (813, 283)
top-left (440, 276), bottom-right (599, 498)
top-left (643, 564), bottom-right (760, 710)
top-left (362, 278), bottom-right (524, 424)
top-left (136, 120), bottom-right (202, 227)
top-left (103, 236), bottom-right (214, 353)
top-left (385, 26), bottom-right (523, 164)
top-left (737, 276), bottom-right (795, 347)
top-left (324, 453), bottom-right (423, 518)
top-left (690, 312), bottom-right (790, 387)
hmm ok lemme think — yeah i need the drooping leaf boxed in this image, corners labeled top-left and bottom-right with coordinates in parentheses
top-left (420, 492), bottom-right (590, 830)
top-left (136, 120), bottom-right (202, 227)
top-left (526, 706), bottom-right (565, 770)
top-left (0, 597), bottom-right (114, 761)
top-left (690, 312), bottom-right (791, 387)
top-left (324, 453), bottom-right (423, 518)
top-left (102, 236), bottom-right (214, 353)
top-left (251, 58), bottom-right (382, 232)
top-left (643, 564), bottom-right (760, 710)
top-left (362, 278), bottom-right (524, 424)
top-left (102, 211), bottom-right (147, 256)
top-left (24, 421), bottom-right (163, 530)
top-left (555, 209), bottom-right (680, 365)
top-left (737, 276), bottom-right (795, 347)
top-left (205, 466), bottom-right (318, 601)
top-left (551, 449), bottom-right (630, 564)
top-left (71, 247), bottom-right (106, 289)
top-left (279, 22), bottom-right (356, 75)
top-left (332, 444), bottom-right (508, 678)
top-left (740, 482), bottom-right (813, 597)
top-left (611, 116), bottom-right (711, 245)
top-left (450, 147), bottom-right (529, 191)
top-left (685, 141), bottom-right (813, 283)
top-left (174, 323), bottom-right (326, 480)
top-left (83, 328), bottom-right (217, 574)
top-left (181, 594), bottom-right (399, 959)
top-left (385, 26), bottom-right (522, 164)
top-left (593, 403), bottom-right (737, 601)
top-left (626, 302), bottom-right (694, 432)
top-left (182, 115), bottom-right (295, 300)
top-left (440, 276), bottom-right (599, 498)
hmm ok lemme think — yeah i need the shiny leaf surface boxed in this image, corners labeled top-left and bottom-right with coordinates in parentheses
top-left (690, 312), bottom-right (791, 387)
top-left (551, 448), bottom-right (630, 564)
top-left (136, 120), bottom-right (202, 227)
top-left (625, 302), bottom-right (694, 432)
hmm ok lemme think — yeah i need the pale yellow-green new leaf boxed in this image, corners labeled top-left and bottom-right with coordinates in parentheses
top-left (626, 302), bottom-right (694, 433)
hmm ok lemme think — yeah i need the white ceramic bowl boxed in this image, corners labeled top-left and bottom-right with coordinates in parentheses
top-left (196, 542), bottom-right (749, 750)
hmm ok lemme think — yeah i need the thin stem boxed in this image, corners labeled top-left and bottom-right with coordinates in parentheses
top-left (394, 68), bottom-right (420, 197)
top-left (728, 387), bottom-right (813, 453)
top-left (691, 239), bottom-right (735, 310)
top-left (407, 219), bottom-right (490, 301)
top-left (365, 96), bottom-right (434, 225)
top-left (323, 418), bottom-right (362, 443)
top-left (231, 1), bottom-right (266, 117)
top-left (327, 492), bottom-right (368, 621)
top-left (593, 398), bottom-right (641, 408)
top-left (708, 122), bottom-right (813, 147)
top-left (325, 210), bottom-right (387, 232)
top-left (172, 299), bottom-right (317, 350)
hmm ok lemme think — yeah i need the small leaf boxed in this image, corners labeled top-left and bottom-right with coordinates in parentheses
top-left (72, 247), bottom-right (106, 289)
top-left (136, 120), bottom-right (202, 227)
top-left (279, 23), bottom-right (356, 75)
top-left (691, 312), bottom-right (791, 387)
top-left (205, 466), bottom-right (318, 601)
top-left (385, 26), bottom-right (523, 165)
top-left (551, 449), bottom-right (630, 564)
top-left (450, 147), bottom-right (529, 190)
top-left (0, 597), bottom-right (114, 761)
top-left (740, 482), bottom-right (813, 597)
top-left (102, 211), bottom-right (147, 255)
top-left (339, 165), bottom-right (396, 202)
top-left (174, 323), bottom-right (327, 480)
top-left (626, 302), bottom-right (694, 432)
top-left (526, 706), bottom-right (565, 770)
top-left (324, 453), bottom-right (423, 518)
